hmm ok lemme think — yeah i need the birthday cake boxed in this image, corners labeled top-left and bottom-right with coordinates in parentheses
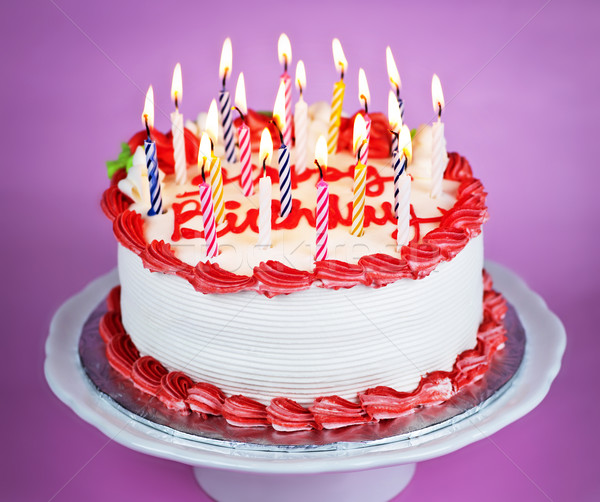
top-left (99, 41), bottom-right (507, 432)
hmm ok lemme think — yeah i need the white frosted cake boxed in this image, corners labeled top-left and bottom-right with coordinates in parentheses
top-left (100, 103), bottom-right (507, 431)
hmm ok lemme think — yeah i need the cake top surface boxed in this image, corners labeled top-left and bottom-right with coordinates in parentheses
top-left (103, 103), bottom-right (488, 296)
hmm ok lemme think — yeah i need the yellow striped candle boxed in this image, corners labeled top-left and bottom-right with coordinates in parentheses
top-left (350, 114), bottom-right (367, 237)
top-left (326, 39), bottom-right (348, 155)
top-left (209, 155), bottom-right (225, 225)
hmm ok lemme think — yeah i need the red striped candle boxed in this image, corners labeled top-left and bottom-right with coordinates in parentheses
top-left (314, 135), bottom-right (329, 261)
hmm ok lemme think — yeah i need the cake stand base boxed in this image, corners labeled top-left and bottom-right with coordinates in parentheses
top-left (194, 463), bottom-right (416, 502)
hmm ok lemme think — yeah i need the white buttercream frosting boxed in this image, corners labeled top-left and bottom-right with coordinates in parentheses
top-left (118, 235), bottom-right (483, 406)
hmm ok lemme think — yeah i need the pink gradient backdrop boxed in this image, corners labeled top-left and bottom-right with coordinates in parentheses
top-left (2, 0), bottom-right (598, 500)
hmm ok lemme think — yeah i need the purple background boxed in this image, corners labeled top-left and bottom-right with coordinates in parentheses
top-left (2, 0), bottom-right (598, 500)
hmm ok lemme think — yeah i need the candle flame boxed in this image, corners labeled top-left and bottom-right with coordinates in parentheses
top-left (353, 113), bottom-right (367, 155)
top-left (199, 132), bottom-right (212, 165)
top-left (259, 127), bottom-right (273, 168)
top-left (206, 99), bottom-right (219, 145)
top-left (295, 60), bottom-right (306, 92)
top-left (219, 37), bottom-right (233, 82)
top-left (315, 135), bottom-right (328, 169)
top-left (385, 46), bottom-right (401, 91)
top-left (399, 124), bottom-right (412, 163)
top-left (142, 85), bottom-right (154, 129)
top-left (234, 72), bottom-right (247, 115)
top-left (358, 68), bottom-right (370, 109)
top-left (332, 38), bottom-right (347, 76)
top-left (171, 63), bottom-right (183, 106)
top-left (278, 33), bottom-right (292, 68)
top-left (273, 80), bottom-right (286, 132)
top-left (388, 90), bottom-right (401, 131)
top-left (431, 74), bottom-right (445, 116)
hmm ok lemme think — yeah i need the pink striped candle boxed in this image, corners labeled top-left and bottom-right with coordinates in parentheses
top-left (199, 181), bottom-right (218, 260)
top-left (315, 179), bottom-right (329, 261)
top-left (234, 73), bottom-right (253, 196)
top-left (238, 123), bottom-right (252, 196)
top-left (278, 34), bottom-right (293, 148)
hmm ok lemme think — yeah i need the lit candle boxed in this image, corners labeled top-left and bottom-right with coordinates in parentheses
top-left (294, 60), bottom-right (308, 175)
top-left (198, 133), bottom-right (219, 259)
top-left (388, 91), bottom-right (402, 217)
top-left (218, 38), bottom-right (236, 163)
top-left (206, 100), bottom-right (225, 224)
top-left (326, 38), bottom-right (347, 155)
top-left (273, 81), bottom-right (292, 218)
top-left (431, 74), bottom-right (448, 199)
top-left (396, 125), bottom-right (412, 248)
top-left (170, 63), bottom-right (187, 185)
top-left (314, 136), bottom-right (329, 261)
top-left (358, 68), bottom-right (371, 167)
top-left (351, 114), bottom-right (367, 237)
top-left (257, 128), bottom-right (273, 247)
top-left (141, 85), bottom-right (163, 216)
top-left (278, 33), bottom-right (293, 149)
top-left (234, 72), bottom-right (253, 196)
top-left (386, 46), bottom-right (404, 120)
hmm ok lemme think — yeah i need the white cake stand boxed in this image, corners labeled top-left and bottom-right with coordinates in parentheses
top-left (45, 262), bottom-right (565, 502)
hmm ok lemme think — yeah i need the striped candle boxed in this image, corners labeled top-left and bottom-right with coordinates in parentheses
top-left (294, 97), bottom-right (307, 174)
top-left (209, 155), bottom-right (225, 224)
top-left (392, 148), bottom-right (404, 217)
top-left (238, 123), bottom-right (253, 196)
top-left (351, 161), bottom-right (367, 237)
top-left (327, 39), bottom-right (347, 155)
top-left (359, 115), bottom-right (371, 166)
top-left (315, 179), bottom-right (329, 261)
top-left (218, 90), bottom-right (236, 163)
top-left (199, 181), bottom-right (219, 259)
top-left (145, 139), bottom-right (163, 216)
top-left (278, 143), bottom-right (292, 218)
top-left (281, 72), bottom-right (292, 148)
top-left (327, 80), bottom-right (345, 154)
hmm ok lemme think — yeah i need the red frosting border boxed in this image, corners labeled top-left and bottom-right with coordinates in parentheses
top-left (101, 271), bottom-right (507, 432)
top-left (103, 152), bottom-right (488, 297)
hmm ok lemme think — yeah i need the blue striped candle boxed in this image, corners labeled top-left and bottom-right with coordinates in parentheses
top-left (218, 90), bottom-right (236, 163)
top-left (144, 139), bottom-right (162, 216)
top-left (392, 148), bottom-right (407, 217)
top-left (278, 142), bottom-right (292, 218)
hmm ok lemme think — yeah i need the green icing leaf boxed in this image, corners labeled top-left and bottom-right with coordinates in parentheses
top-left (106, 142), bottom-right (133, 179)
top-left (410, 128), bottom-right (417, 139)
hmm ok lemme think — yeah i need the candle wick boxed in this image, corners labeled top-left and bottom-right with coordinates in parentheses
top-left (222, 69), bottom-right (228, 91)
top-left (269, 119), bottom-right (285, 146)
top-left (389, 129), bottom-right (399, 140)
top-left (262, 156), bottom-right (268, 176)
top-left (357, 139), bottom-right (367, 162)
top-left (396, 85), bottom-right (400, 100)
top-left (174, 94), bottom-right (179, 112)
top-left (340, 65), bottom-right (345, 81)
top-left (314, 160), bottom-right (324, 180)
top-left (210, 138), bottom-right (215, 153)
top-left (233, 105), bottom-right (246, 122)
top-left (144, 116), bottom-right (151, 141)
top-left (438, 103), bottom-right (442, 120)
top-left (298, 82), bottom-right (303, 97)
top-left (201, 160), bottom-right (207, 183)
top-left (360, 95), bottom-right (368, 115)
top-left (284, 56), bottom-right (288, 73)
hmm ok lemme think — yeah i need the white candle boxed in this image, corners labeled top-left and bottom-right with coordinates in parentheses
top-left (170, 63), bottom-right (187, 185)
top-left (294, 60), bottom-right (308, 175)
top-left (257, 128), bottom-right (273, 247)
top-left (431, 74), bottom-right (448, 199)
top-left (396, 125), bottom-right (413, 248)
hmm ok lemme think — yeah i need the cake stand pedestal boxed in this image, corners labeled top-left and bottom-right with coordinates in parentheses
top-left (45, 262), bottom-right (565, 502)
